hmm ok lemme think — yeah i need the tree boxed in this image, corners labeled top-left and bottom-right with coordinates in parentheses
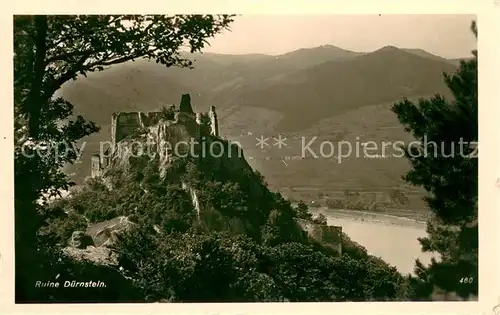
top-left (14, 14), bottom-right (233, 302)
top-left (391, 20), bottom-right (477, 300)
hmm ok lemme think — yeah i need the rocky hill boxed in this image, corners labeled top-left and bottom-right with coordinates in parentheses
top-left (64, 94), bottom-right (343, 254)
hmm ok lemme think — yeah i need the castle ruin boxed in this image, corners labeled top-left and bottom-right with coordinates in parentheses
top-left (87, 94), bottom-right (343, 256)
top-left (91, 94), bottom-right (219, 179)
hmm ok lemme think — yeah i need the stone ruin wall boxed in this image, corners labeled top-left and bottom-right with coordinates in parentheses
top-left (111, 111), bottom-right (165, 146)
top-left (91, 94), bottom-right (219, 179)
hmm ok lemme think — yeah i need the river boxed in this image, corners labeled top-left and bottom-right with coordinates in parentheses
top-left (312, 208), bottom-right (435, 275)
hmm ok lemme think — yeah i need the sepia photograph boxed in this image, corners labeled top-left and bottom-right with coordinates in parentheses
top-left (11, 12), bottom-right (483, 306)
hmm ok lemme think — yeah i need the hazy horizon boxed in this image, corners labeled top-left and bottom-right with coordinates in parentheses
top-left (202, 15), bottom-right (477, 59)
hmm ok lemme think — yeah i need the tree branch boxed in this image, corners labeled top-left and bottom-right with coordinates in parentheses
top-left (26, 15), bottom-right (48, 139)
top-left (90, 50), bottom-right (154, 68)
top-left (45, 48), bottom-right (95, 65)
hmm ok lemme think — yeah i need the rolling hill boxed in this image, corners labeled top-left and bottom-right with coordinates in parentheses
top-left (59, 45), bottom-right (470, 215)
top-left (213, 46), bottom-right (457, 131)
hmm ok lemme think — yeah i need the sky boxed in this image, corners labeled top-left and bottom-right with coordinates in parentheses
top-left (203, 15), bottom-right (477, 59)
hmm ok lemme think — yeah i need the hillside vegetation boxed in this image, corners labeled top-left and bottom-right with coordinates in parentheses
top-left (59, 45), bottom-right (462, 215)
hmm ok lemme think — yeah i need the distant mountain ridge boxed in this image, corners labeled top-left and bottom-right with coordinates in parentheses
top-left (189, 44), bottom-right (466, 65)
top-left (208, 45), bottom-right (458, 131)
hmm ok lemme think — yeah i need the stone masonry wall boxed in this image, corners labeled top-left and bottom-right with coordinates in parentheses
top-left (92, 94), bottom-right (220, 179)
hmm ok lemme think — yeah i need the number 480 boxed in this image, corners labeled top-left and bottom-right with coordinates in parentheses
top-left (459, 277), bottom-right (474, 284)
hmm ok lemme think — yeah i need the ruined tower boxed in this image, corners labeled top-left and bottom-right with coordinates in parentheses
top-left (208, 106), bottom-right (219, 137)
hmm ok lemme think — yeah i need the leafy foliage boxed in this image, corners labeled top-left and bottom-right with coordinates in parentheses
top-left (16, 242), bottom-right (143, 303)
top-left (38, 207), bottom-right (88, 246)
top-left (39, 134), bottom-right (407, 302)
top-left (112, 228), bottom-right (405, 302)
top-left (391, 21), bottom-right (478, 300)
